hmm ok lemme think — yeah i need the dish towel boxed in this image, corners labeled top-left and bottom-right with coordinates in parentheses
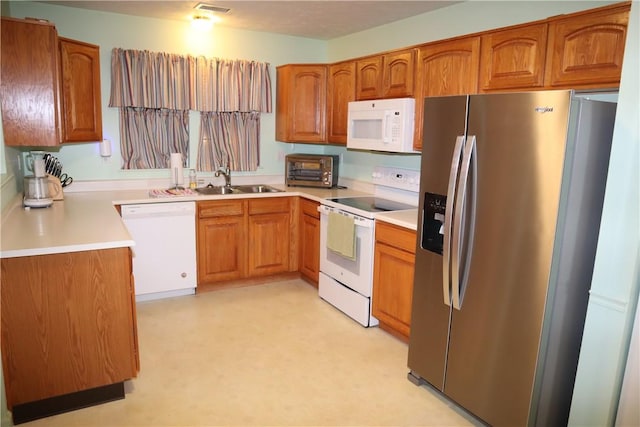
top-left (327, 211), bottom-right (356, 260)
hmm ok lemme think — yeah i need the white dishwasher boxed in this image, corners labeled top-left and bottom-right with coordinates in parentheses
top-left (121, 201), bottom-right (197, 302)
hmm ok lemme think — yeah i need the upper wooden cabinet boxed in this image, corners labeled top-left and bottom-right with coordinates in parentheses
top-left (382, 49), bottom-right (416, 98)
top-left (356, 50), bottom-right (416, 100)
top-left (327, 61), bottom-right (356, 144)
top-left (276, 64), bottom-right (327, 143)
top-left (1, 18), bottom-right (60, 147)
top-left (414, 36), bottom-right (480, 150)
top-left (0, 17), bottom-right (103, 147)
top-left (545, 2), bottom-right (630, 89)
top-left (59, 37), bottom-right (103, 142)
top-left (479, 23), bottom-right (548, 92)
top-left (355, 56), bottom-right (383, 100)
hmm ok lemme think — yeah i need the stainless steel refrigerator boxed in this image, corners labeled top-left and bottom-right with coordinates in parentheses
top-left (408, 90), bottom-right (617, 427)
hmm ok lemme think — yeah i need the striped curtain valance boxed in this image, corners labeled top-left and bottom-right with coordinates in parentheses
top-left (110, 48), bottom-right (272, 113)
top-left (109, 49), bottom-right (192, 110)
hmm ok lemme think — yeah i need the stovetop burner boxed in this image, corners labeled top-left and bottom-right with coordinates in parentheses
top-left (328, 196), bottom-right (415, 213)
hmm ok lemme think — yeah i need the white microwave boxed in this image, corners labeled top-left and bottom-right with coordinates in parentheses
top-left (346, 97), bottom-right (417, 153)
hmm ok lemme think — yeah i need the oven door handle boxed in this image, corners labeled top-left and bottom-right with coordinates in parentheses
top-left (319, 205), bottom-right (374, 228)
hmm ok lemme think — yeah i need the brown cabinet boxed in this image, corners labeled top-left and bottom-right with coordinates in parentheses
top-left (1, 247), bottom-right (139, 409)
top-left (248, 198), bottom-right (292, 277)
top-left (356, 50), bottom-right (416, 100)
top-left (545, 3), bottom-right (630, 89)
top-left (59, 37), bottom-right (103, 142)
top-left (298, 198), bottom-right (320, 285)
top-left (372, 222), bottom-right (416, 342)
top-left (414, 36), bottom-right (480, 150)
top-left (1, 17), bottom-right (102, 147)
top-left (1, 17), bottom-right (61, 147)
top-left (480, 23), bottom-right (548, 92)
top-left (382, 49), bottom-right (416, 98)
top-left (276, 64), bottom-right (327, 143)
top-left (197, 200), bottom-right (246, 284)
top-left (327, 61), bottom-right (356, 144)
top-left (197, 197), bottom-right (295, 286)
top-left (355, 56), bottom-right (383, 100)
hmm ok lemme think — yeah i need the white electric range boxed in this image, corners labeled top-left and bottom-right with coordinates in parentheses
top-left (318, 166), bottom-right (419, 327)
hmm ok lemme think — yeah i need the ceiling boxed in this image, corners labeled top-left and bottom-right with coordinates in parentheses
top-left (38, 1), bottom-right (459, 40)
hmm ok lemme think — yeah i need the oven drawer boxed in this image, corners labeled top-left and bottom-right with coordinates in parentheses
top-left (319, 273), bottom-right (378, 327)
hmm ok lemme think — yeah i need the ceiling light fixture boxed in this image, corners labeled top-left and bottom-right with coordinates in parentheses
top-left (194, 2), bottom-right (231, 14)
top-left (191, 15), bottom-right (214, 31)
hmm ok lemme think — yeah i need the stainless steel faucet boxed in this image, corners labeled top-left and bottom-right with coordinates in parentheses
top-left (214, 159), bottom-right (231, 188)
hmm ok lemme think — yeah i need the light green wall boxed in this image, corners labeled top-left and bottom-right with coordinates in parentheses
top-left (324, 1), bottom-right (618, 181)
top-left (3, 1), bottom-right (327, 190)
top-left (568, 2), bottom-right (640, 425)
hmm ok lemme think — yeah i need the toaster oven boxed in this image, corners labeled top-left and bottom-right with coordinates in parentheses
top-left (285, 154), bottom-right (339, 188)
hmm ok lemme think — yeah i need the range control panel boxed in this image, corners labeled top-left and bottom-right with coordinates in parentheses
top-left (371, 166), bottom-right (420, 192)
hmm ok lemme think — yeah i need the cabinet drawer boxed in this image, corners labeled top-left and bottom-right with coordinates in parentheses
top-left (249, 197), bottom-right (290, 215)
top-left (375, 222), bottom-right (416, 253)
top-left (198, 200), bottom-right (245, 218)
top-left (300, 198), bottom-right (320, 219)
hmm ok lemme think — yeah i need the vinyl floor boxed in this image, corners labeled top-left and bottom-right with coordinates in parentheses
top-left (22, 279), bottom-right (474, 426)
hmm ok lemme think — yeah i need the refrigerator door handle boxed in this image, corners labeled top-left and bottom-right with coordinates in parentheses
top-left (452, 135), bottom-right (476, 310)
top-left (443, 135), bottom-right (466, 306)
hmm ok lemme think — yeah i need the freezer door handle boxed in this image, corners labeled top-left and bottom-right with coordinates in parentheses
top-left (452, 135), bottom-right (476, 310)
top-left (443, 135), bottom-right (466, 307)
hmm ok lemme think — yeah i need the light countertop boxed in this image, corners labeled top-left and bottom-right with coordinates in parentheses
top-left (0, 185), bottom-right (417, 259)
top-left (375, 209), bottom-right (419, 231)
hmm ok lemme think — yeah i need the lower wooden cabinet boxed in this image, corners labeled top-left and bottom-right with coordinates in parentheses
top-left (248, 198), bottom-right (292, 277)
top-left (372, 221), bottom-right (417, 342)
top-left (0, 247), bottom-right (139, 409)
top-left (298, 198), bottom-right (320, 285)
top-left (197, 200), bottom-right (246, 283)
top-left (197, 197), bottom-right (295, 286)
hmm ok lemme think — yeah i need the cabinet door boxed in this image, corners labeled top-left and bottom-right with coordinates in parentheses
top-left (356, 56), bottom-right (383, 100)
top-left (372, 223), bottom-right (416, 342)
top-left (299, 199), bottom-right (320, 285)
top-left (480, 23), bottom-right (548, 91)
top-left (327, 61), bottom-right (355, 144)
top-left (1, 248), bottom-right (138, 408)
top-left (414, 37), bottom-right (480, 150)
top-left (545, 3), bottom-right (629, 89)
top-left (276, 64), bottom-right (327, 142)
top-left (382, 49), bottom-right (416, 98)
top-left (248, 212), bottom-right (290, 277)
top-left (197, 216), bottom-right (246, 283)
top-left (59, 38), bottom-right (103, 142)
top-left (0, 18), bottom-right (60, 147)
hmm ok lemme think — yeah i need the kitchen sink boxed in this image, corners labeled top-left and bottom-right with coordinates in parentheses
top-left (195, 184), bottom-right (282, 195)
top-left (195, 186), bottom-right (238, 195)
top-left (230, 185), bottom-right (282, 193)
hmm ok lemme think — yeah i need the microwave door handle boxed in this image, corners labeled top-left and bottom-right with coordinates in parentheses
top-left (383, 111), bottom-right (392, 143)
top-left (443, 135), bottom-right (466, 307)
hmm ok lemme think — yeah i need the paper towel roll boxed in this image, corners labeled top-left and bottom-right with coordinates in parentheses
top-left (170, 153), bottom-right (183, 186)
